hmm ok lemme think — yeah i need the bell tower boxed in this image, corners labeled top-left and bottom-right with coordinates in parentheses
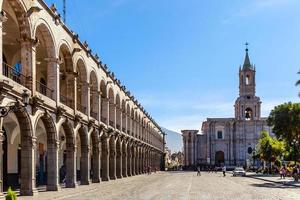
top-left (235, 44), bottom-right (261, 121)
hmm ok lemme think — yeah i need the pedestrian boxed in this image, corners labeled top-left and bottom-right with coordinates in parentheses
top-left (147, 165), bottom-right (151, 175)
top-left (197, 166), bottom-right (201, 176)
top-left (222, 165), bottom-right (226, 177)
top-left (279, 167), bottom-right (284, 179)
top-left (283, 166), bottom-right (287, 179)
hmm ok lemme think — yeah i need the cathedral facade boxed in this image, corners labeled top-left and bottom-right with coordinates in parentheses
top-left (182, 48), bottom-right (272, 167)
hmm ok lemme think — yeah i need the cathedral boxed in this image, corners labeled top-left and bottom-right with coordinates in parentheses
top-left (182, 47), bottom-right (272, 167)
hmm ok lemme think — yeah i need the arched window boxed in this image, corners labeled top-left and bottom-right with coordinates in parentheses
top-left (246, 75), bottom-right (250, 85)
top-left (245, 107), bottom-right (253, 120)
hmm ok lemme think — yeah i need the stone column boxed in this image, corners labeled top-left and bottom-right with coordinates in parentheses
top-left (20, 136), bottom-right (37, 196)
top-left (135, 146), bottom-right (139, 175)
top-left (116, 140), bottom-right (122, 179)
top-left (47, 140), bottom-right (60, 191)
top-left (87, 84), bottom-right (91, 116)
top-left (0, 14), bottom-right (4, 76)
top-left (132, 145), bottom-right (136, 176)
top-left (47, 59), bottom-right (59, 101)
top-left (0, 130), bottom-right (4, 196)
top-left (141, 148), bottom-right (145, 173)
top-left (80, 145), bottom-right (90, 185)
top-left (66, 142), bottom-right (76, 188)
top-left (127, 144), bottom-right (132, 176)
top-left (92, 142), bottom-right (101, 183)
top-left (101, 136), bottom-right (110, 181)
top-left (21, 38), bottom-right (35, 91)
top-left (109, 136), bottom-right (117, 180)
top-left (122, 142), bottom-right (128, 177)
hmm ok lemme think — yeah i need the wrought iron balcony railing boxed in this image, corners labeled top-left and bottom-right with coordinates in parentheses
top-left (3, 62), bottom-right (28, 87)
top-left (36, 80), bottom-right (54, 99)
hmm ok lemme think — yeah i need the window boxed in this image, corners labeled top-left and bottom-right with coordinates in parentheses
top-left (217, 131), bottom-right (223, 139)
top-left (245, 107), bottom-right (253, 120)
top-left (246, 75), bottom-right (250, 85)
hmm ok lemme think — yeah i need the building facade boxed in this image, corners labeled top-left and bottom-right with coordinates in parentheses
top-left (0, 0), bottom-right (164, 196)
top-left (182, 48), bottom-right (272, 167)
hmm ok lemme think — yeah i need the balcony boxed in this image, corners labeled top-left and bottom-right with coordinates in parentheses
top-left (77, 103), bottom-right (87, 114)
top-left (60, 94), bottom-right (74, 108)
top-left (36, 80), bottom-right (54, 99)
top-left (3, 62), bottom-right (29, 87)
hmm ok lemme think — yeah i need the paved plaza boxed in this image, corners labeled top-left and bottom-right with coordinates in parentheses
top-left (18, 171), bottom-right (300, 200)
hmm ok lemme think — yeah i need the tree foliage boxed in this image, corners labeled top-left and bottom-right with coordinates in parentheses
top-left (256, 131), bottom-right (285, 163)
top-left (267, 102), bottom-right (300, 162)
top-left (267, 102), bottom-right (300, 143)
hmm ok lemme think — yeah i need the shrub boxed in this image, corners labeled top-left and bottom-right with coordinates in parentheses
top-left (5, 187), bottom-right (17, 200)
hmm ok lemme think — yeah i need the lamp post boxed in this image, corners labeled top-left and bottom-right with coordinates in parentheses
top-left (0, 90), bottom-right (29, 118)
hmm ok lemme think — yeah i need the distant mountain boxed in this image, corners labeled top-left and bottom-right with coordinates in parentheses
top-left (161, 127), bottom-right (182, 153)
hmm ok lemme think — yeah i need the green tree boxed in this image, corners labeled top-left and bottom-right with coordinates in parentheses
top-left (256, 131), bottom-right (285, 164)
top-left (267, 102), bottom-right (300, 162)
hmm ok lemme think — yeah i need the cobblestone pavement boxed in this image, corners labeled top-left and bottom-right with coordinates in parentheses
top-left (19, 172), bottom-right (300, 200)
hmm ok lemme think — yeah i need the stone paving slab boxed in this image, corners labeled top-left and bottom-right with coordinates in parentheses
top-left (18, 172), bottom-right (300, 200)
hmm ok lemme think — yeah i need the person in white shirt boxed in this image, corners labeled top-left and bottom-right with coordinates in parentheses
top-left (222, 166), bottom-right (226, 177)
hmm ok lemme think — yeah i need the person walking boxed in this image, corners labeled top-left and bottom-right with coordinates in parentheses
top-left (197, 166), bottom-right (201, 176)
top-left (222, 165), bottom-right (226, 177)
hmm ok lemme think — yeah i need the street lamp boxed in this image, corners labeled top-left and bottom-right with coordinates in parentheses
top-left (0, 90), bottom-right (29, 118)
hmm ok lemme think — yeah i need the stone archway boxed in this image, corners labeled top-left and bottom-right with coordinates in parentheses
top-left (35, 113), bottom-right (59, 191)
top-left (215, 151), bottom-right (225, 166)
top-left (1, 0), bottom-right (32, 88)
top-left (14, 109), bottom-right (36, 196)
top-left (60, 121), bottom-right (76, 188)
top-left (35, 23), bottom-right (56, 99)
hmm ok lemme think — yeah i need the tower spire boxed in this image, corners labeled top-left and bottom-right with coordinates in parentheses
top-left (243, 42), bottom-right (252, 70)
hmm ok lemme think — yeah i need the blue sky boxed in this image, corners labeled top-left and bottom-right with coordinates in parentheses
top-left (46, 0), bottom-right (300, 133)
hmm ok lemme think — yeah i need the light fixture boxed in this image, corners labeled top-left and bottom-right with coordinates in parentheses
top-left (0, 90), bottom-right (29, 118)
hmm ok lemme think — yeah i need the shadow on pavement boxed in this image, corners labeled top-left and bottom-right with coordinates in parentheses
top-left (250, 182), bottom-right (299, 189)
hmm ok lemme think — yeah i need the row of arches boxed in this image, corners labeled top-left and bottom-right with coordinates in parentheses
top-left (0, 110), bottom-right (162, 195)
top-left (0, 0), bottom-right (163, 151)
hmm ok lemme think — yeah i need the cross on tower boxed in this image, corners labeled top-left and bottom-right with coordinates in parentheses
top-left (245, 42), bottom-right (249, 52)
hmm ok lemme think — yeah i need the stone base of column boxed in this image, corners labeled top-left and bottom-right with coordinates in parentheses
top-left (80, 179), bottom-right (91, 185)
top-left (47, 184), bottom-right (61, 191)
top-left (20, 188), bottom-right (38, 196)
top-left (101, 177), bottom-right (110, 181)
top-left (92, 178), bottom-right (100, 183)
top-left (66, 182), bottom-right (78, 188)
top-left (116, 175), bottom-right (123, 179)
